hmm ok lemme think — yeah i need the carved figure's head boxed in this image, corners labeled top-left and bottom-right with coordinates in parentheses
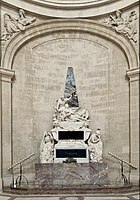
top-left (130, 10), bottom-right (137, 20)
top-left (19, 9), bottom-right (25, 17)
top-left (43, 132), bottom-right (53, 143)
top-left (65, 103), bottom-right (69, 108)
top-left (116, 10), bottom-right (122, 18)
top-left (61, 96), bottom-right (65, 101)
top-left (96, 128), bottom-right (100, 134)
top-left (4, 13), bottom-right (11, 20)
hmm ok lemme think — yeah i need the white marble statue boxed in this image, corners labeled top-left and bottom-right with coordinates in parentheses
top-left (88, 129), bottom-right (103, 163)
top-left (40, 131), bottom-right (54, 163)
top-left (53, 95), bottom-right (89, 126)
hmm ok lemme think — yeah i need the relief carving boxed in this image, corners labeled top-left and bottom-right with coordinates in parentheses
top-left (102, 10), bottom-right (138, 43)
top-left (1, 9), bottom-right (36, 41)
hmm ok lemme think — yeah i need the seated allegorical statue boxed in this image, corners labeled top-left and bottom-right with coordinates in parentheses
top-left (17, 9), bottom-right (36, 30)
top-left (40, 131), bottom-right (54, 163)
top-left (88, 129), bottom-right (103, 163)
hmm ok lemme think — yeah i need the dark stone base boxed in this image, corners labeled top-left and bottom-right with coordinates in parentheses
top-left (3, 184), bottom-right (134, 195)
top-left (35, 163), bottom-right (109, 188)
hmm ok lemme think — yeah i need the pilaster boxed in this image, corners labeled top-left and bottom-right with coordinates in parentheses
top-left (126, 67), bottom-right (139, 184)
top-left (0, 68), bottom-right (15, 189)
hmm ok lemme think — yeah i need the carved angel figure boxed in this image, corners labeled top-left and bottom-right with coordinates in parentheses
top-left (109, 10), bottom-right (124, 31)
top-left (40, 131), bottom-right (54, 163)
top-left (1, 9), bottom-right (36, 41)
top-left (88, 129), bottom-right (103, 163)
top-left (103, 10), bottom-right (138, 42)
top-left (122, 10), bottom-right (137, 42)
top-left (1, 13), bottom-right (20, 41)
top-left (17, 9), bottom-right (36, 31)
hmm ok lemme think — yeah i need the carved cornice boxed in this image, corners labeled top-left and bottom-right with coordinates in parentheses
top-left (0, 68), bottom-right (15, 83)
top-left (25, 0), bottom-right (121, 8)
top-left (1, 0), bottom-right (138, 18)
top-left (126, 68), bottom-right (140, 82)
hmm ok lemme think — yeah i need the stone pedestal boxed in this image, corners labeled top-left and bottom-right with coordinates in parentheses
top-left (51, 124), bottom-right (91, 163)
top-left (35, 163), bottom-right (109, 188)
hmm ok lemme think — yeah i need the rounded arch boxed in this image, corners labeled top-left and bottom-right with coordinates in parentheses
top-left (1, 19), bottom-right (138, 70)
top-left (2, 0), bottom-right (138, 17)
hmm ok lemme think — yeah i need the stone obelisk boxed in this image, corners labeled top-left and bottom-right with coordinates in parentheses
top-left (64, 67), bottom-right (79, 107)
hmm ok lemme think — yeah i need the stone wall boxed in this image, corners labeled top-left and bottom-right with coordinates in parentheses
top-left (0, 0), bottom-right (139, 188)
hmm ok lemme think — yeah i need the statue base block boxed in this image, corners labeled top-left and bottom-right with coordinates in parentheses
top-left (35, 163), bottom-right (109, 188)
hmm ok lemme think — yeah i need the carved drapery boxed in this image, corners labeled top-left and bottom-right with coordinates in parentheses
top-left (102, 10), bottom-right (138, 43)
top-left (1, 9), bottom-right (36, 42)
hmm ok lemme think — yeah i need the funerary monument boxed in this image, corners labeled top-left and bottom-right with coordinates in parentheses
top-left (35, 67), bottom-right (108, 187)
top-left (0, 0), bottom-right (139, 192)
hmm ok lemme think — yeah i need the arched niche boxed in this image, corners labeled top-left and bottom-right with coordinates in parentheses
top-left (1, 19), bottom-right (138, 70)
top-left (0, 17), bottom-right (139, 188)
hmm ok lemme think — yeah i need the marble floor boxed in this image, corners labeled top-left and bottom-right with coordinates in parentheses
top-left (0, 191), bottom-right (139, 200)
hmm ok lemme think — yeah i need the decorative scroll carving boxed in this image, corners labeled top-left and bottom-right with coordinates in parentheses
top-left (88, 129), bottom-right (103, 163)
top-left (1, 9), bottom-right (36, 41)
top-left (102, 10), bottom-right (138, 43)
top-left (40, 131), bottom-right (54, 163)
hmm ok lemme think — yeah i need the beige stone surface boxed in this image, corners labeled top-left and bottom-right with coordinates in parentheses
top-left (0, 0), bottom-right (139, 188)
top-left (1, 0), bottom-right (138, 18)
top-left (10, 31), bottom-right (130, 184)
top-left (0, 197), bottom-right (10, 200)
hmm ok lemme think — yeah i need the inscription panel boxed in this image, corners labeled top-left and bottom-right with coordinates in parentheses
top-left (56, 149), bottom-right (86, 158)
top-left (59, 131), bottom-right (84, 140)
